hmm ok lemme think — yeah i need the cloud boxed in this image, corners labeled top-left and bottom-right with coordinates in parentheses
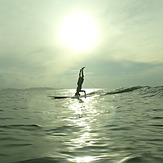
top-left (83, 57), bottom-right (163, 88)
top-left (98, 0), bottom-right (163, 63)
top-left (0, 0), bottom-right (163, 89)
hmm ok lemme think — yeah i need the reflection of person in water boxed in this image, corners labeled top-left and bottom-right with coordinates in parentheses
top-left (75, 67), bottom-right (86, 98)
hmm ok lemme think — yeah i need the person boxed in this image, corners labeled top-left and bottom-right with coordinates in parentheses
top-left (75, 67), bottom-right (86, 98)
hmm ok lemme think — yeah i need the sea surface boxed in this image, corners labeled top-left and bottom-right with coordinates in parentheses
top-left (0, 86), bottom-right (163, 163)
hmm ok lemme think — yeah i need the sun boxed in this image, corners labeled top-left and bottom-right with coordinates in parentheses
top-left (59, 12), bottom-right (99, 52)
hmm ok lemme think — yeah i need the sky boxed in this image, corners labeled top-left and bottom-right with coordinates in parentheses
top-left (0, 0), bottom-right (163, 90)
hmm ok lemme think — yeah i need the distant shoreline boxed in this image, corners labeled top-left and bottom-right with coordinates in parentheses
top-left (0, 87), bottom-right (62, 91)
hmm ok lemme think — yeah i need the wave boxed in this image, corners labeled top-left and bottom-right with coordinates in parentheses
top-left (13, 157), bottom-right (66, 163)
top-left (105, 86), bottom-right (163, 96)
top-left (0, 124), bottom-right (42, 131)
top-left (105, 86), bottom-right (146, 95)
top-left (117, 155), bottom-right (143, 163)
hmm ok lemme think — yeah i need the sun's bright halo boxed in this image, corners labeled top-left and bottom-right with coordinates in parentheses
top-left (59, 12), bottom-right (99, 52)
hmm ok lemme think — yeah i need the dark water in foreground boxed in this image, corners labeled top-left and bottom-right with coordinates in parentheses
top-left (0, 86), bottom-right (163, 163)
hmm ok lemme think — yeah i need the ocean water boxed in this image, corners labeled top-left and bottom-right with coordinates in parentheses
top-left (0, 86), bottom-right (163, 163)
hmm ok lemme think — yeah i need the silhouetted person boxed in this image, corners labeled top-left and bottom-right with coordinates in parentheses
top-left (75, 67), bottom-right (86, 97)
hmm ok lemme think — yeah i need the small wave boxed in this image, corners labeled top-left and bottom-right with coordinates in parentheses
top-left (45, 125), bottom-right (81, 136)
top-left (105, 86), bottom-right (144, 95)
top-left (152, 116), bottom-right (163, 120)
top-left (13, 157), bottom-right (66, 163)
top-left (0, 124), bottom-right (42, 131)
top-left (109, 126), bottom-right (131, 131)
top-left (0, 117), bottom-right (14, 120)
top-left (150, 124), bottom-right (163, 128)
top-left (140, 86), bottom-right (163, 97)
top-left (0, 153), bottom-right (6, 156)
top-left (5, 143), bottom-right (32, 147)
top-left (117, 155), bottom-right (143, 163)
top-left (152, 108), bottom-right (163, 111)
top-left (87, 89), bottom-right (103, 95)
top-left (105, 86), bottom-right (163, 98)
top-left (0, 137), bottom-right (25, 141)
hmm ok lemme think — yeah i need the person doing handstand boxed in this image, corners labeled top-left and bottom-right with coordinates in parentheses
top-left (75, 67), bottom-right (86, 97)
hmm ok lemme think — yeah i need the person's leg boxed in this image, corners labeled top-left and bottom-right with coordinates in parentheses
top-left (80, 90), bottom-right (86, 98)
top-left (81, 69), bottom-right (84, 78)
top-left (79, 68), bottom-right (82, 77)
top-left (81, 67), bottom-right (85, 78)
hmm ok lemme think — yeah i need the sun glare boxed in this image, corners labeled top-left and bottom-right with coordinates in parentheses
top-left (59, 12), bottom-right (99, 52)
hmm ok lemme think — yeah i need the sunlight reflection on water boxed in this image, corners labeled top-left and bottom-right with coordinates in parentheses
top-left (64, 95), bottom-right (101, 162)
top-left (46, 91), bottom-right (118, 162)
top-left (68, 156), bottom-right (100, 162)
top-left (47, 92), bottom-right (118, 162)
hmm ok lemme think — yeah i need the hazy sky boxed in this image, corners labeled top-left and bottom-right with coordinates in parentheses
top-left (0, 0), bottom-right (163, 89)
